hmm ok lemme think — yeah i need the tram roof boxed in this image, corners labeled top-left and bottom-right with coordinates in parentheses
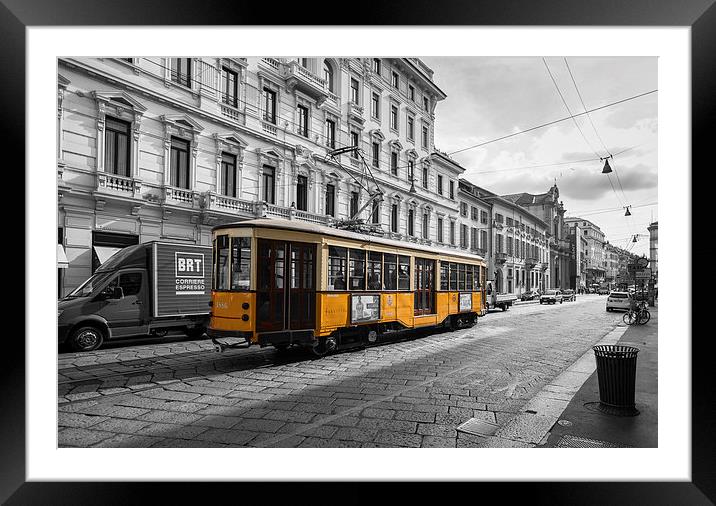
top-left (213, 218), bottom-right (485, 263)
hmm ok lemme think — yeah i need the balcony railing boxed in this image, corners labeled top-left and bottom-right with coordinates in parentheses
top-left (495, 252), bottom-right (508, 263)
top-left (525, 257), bottom-right (538, 268)
top-left (96, 172), bottom-right (141, 198)
top-left (220, 103), bottom-right (242, 123)
top-left (262, 121), bottom-right (278, 136)
top-left (203, 192), bottom-right (254, 214)
top-left (292, 209), bottom-right (330, 225)
top-left (261, 57), bottom-right (282, 71)
top-left (163, 186), bottom-right (199, 207)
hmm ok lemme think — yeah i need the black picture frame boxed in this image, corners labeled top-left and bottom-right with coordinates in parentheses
top-left (4, 0), bottom-right (710, 503)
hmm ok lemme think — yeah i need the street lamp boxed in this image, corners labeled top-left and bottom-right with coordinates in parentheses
top-left (601, 155), bottom-right (613, 174)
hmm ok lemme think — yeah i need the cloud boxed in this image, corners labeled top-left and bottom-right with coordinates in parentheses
top-left (603, 96), bottom-right (658, 130)
top-left (557, 163), bottom-right (657, 201)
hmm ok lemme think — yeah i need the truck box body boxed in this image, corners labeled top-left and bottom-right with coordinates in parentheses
top-left (152, 242), bottom-right (212, 317)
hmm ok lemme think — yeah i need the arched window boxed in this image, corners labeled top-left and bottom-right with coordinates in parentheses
top-left (323, 61), bottom-right (334, 93)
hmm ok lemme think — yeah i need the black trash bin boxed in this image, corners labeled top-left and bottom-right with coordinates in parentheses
top-left (592, 344), bottom-right (640, 416)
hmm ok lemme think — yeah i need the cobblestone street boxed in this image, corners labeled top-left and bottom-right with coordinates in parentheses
top-left (58, 295), bottom-right (627, 448)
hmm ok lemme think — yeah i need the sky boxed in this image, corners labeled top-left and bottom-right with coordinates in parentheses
top-left (421, 57), bottom-right (657, 258)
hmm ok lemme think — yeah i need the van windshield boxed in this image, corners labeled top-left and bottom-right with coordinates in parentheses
top-left (64, 272), bottom-right (114, 298)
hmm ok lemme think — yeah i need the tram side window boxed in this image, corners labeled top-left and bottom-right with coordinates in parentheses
top-left (384, 253), bottom-right (397, 290)
top-left (458, 264), bottom-right (466, 291)
top-left (367, 251), bottom-right (382, 290)
top-left (449, 262), bottom-right (458, 290)
top-left (215, 235), bottom-right (230, 291)
top-left (328, 246), bottom-right (347, 290)
top-left (466, 265), bottom-right (473, 292)
top-left (349, 249), bottom-right (366, 290)
top-left (230, 237), bottom-right (251, 290)
top-left (474, 266), bottom-right (482, 290)
top-left (440, 262), bottom-right (449, 291)
top-left (398, 255), bottom-right (410, 290)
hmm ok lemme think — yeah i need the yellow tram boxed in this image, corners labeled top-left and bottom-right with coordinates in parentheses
top-left (208, 218), bottom-right (486, 355)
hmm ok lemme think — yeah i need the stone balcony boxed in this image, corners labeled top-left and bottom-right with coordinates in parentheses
top-left (346, 101), bottom-right (365, 125)
top-left (495, 252), bottom-right (508, 264)
top-left (163, 186), bottom-right (201, 208)
top-left (261, 57), bottom-right (282, 72)
top-left (284, 61), bottom-right (329, 103)
top-left (96, 172), bottom-right (142, 199)
top-left (525, 257), bottom-right (538, 268)
top-left (202, 192), bottom-right (255, 215)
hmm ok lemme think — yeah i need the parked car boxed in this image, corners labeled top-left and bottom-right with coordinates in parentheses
top-left (597, 287), bottom-right (610, 295)
top-left (540, 289), bottom-right (563, 305)
top-left (520, 290), bottom-right (540, 301)
top-left (562, 289), bottom-right (576, 302)
top-left (606, 291), bottom-right (633, 311)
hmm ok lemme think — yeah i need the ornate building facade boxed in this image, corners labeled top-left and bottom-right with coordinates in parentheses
top-left (56, 57), bottom-right (458, 295)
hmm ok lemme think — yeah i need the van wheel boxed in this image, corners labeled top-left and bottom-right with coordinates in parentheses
top-left (69, 326), bottom-right (104, 352)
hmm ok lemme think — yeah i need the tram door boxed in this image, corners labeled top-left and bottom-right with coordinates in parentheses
top-left (414, 257), bottom-right (436, 316)
top-left (257, 239), bottom-right (315, 332)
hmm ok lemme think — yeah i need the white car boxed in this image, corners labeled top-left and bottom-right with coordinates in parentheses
top-left (606, 291), bottom-right (632, 311)
top-left (540, 290), bottom-right (563, 305)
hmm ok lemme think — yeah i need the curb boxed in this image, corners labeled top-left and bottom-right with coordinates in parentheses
top-left (478, 324), bottom-right (629, 447)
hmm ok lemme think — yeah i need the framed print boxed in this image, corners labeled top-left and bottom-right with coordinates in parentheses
top-left (5, 0), bottom-right (712, 503)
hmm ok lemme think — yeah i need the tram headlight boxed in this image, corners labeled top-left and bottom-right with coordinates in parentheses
top-left (242, 314), bottom-right (249, 321)
top-left (242, 302), bottom-right (249, 310)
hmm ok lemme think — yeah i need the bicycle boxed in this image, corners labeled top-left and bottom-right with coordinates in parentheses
top-left (623, 302), bottom-right (650, 325)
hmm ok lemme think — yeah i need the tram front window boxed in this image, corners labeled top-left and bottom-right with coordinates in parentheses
top-left (230, 237), bottom-right (251, 290)
top-left (215, 235), bottom-right (230, 290)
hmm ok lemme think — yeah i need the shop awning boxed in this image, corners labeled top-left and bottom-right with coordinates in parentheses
top-left (57, 244), bottom-right (69, 269)
top-left (93, 246), bottom-right (123, 265)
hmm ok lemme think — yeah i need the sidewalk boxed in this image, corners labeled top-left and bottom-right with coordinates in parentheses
top-left (539, 304), bottom-right (657, 448)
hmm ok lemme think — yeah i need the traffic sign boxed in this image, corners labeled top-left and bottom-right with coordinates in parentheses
top-left (636, 268), bottom-right (652, 279)
top-left (636, 257), bottom-right (649, 268)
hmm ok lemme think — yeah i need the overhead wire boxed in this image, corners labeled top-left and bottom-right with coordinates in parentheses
top-left (138, 58), bottom-right (656, 180)
top-left (563, 57), bottom-right (634, 227)
top-left (543, 58), bottom-right (603, 159)
top-left (446, 89), bottom-right (657, 157)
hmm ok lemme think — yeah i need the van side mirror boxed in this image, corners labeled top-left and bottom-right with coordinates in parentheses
top-left (111, 286), bottom-right (124, 299)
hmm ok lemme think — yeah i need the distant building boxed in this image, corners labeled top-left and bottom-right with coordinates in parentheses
top-left (648, 221), bottom-right (658, 279)
top-left (502, 184), bottom-right (570, 289)
top-left (564, 217), bottom-right (605, 288)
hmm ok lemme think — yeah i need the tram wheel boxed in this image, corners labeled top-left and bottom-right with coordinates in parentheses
top-left (311, 335), bottom-right (337, 357)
